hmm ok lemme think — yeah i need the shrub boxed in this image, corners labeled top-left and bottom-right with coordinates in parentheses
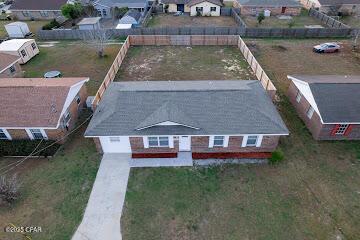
top-left (269, 150), bottom-right (285, 164)
top-left (288, 20), bottom-right (295, 28)
top-left (61, 3), bottom-right (83, 20)
top-left (0, 140), bottom-right (60, 157)
top-left (42, 19), bottom-right (61, 30)
top-left (0, 174), bottom-right (21, 205)
top-left (257, 12), bottom-right (265, 24)
top-left (113, 7), bottom-right (129, 19)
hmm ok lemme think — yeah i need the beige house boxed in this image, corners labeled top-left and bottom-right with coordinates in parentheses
top-left (234, 0), bottom-right (302, 16)
top-left (161, 0), bottom-right (223, 16)
top-left (0, 39), bottom-right (39, 64)
top-left (300, 0), bottom-right (360, 15)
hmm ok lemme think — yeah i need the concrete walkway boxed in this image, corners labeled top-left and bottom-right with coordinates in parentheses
top-left (130, 152), bottom-right (193, 167)
top-left (72, 153), bottom-right (131, 240)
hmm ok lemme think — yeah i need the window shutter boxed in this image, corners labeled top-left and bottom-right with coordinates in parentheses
top-left (143, 136), bottom-right (149, 148)
top-left (224, 136), bottom-right (229, 147)
top-left (330, 124), bottom-right (340, 136)
top-left (344, 125), bottom-right (353, 136)
top-left (169, 136), bottom-right (174, 148)
top-left (256, 135), bottom-right (263, 147)
top-left (208, 136), bottom-right (214, 148)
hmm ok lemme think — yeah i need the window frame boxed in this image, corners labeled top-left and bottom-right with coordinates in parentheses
top-left (20, 49), bottom-right (27, 57)
top-left (28, 129), bottom-right (47, 140)
top-left (148, 136), bottom-right (169, 147)
top-left (31, 43), bottom-right (37, 50)
top-left (9, 64), bottom-right (16, 73)
top-left (295, 90), bottom-right (302, 103)
top-left (306, 106), bottom-right (314, 119)
top-left (102, 9), bottom-right (107, 16)
top-left (0, 129), bottom-right (11, 140)
top-left (196, 7), bottom-right (203, 12)
top-left (246, 135), bottom-right (258, 147)
top-left (210, 7), bottom-right (217, 12)
top-left (335, 124), bottom-right (349, 135)
top-left (22, 11), bottom-right (30, 17)
top-left (213, 136), bottom-right (225, 147)
top-left (40, 11), bottom-right (49, 17)
top-left (75, 95), bottom-right (81, 105)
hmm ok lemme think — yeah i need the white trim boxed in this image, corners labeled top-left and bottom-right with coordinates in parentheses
top-left (169, 136), bottom-right (174, 148)
top-left (136, 121), bottom-right (200, 130)
top-left (224, 136), bottom-right (229, 147)
top-left (242, 135), bottom-right (262, 147)
top-left (241, 135), bottom-right (247, 147)
top-left (25, 128), bottom-right (48, 140)
top-left (0, 128), bottom-right (12, 140)
top-left (256, 135), bottom-right (263, 147)
top-left (208, 136), bottom-right (214, 148)
top-left (0, 60), bottom-right (20, 74)
top-left (143, 136), bottom-right (149, 148)
top-left (25, 129), bottom-right (33, 140)
top-left (85, 133), bottom-right (290, 138)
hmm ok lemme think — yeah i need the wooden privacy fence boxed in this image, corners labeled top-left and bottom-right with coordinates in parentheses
top-left (92, 35), bottom-right (277, 107)
top-left (231, 8), bottom-right (247, 28)
top-left (92, 36), bottom-right (130, 107)
top-left (237, 36), bottom-right (276, 98)
top-left (309, 8), bottom-right (350, 29)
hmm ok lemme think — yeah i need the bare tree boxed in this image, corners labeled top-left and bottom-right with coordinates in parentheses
top-left (352, 29), bottom-right (360, 51)
top-left (82, 29), bottom-right (113, 57)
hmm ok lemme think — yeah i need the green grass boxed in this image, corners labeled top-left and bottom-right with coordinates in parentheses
top-left (22, 41), bottom-right (120, 95)
top-left (0, 20), bottom-right (50, 38)
top-left (0, 126), bottom-right (101, 240)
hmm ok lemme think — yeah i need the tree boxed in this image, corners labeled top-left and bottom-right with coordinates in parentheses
top-left (257, 12), bottom-right (265, 24)
top-left (113, 7), bottom-right (129, 19)
top-left (61, 3), bottom-right (83, 20)
top-left (82, 29), bottom-right (112, 58)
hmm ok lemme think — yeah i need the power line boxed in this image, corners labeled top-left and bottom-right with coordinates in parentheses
top-left (0, 114), bottom-right (93, 176)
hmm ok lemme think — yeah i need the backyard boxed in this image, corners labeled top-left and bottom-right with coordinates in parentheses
top-left (242, 9), bottom-right (326, 28)
top-left (339, 15), bottom-right (360, 28)
top-left (22, 41), bottom-right (120, 95)
top-left (115, 46), bottom-right (255, 81)
top-left (146, 14), bottom-right (238, 27)
top-left (0, 20), bottom-right (49, 38)
top-left (0, 122), bottom-right (101, 240)
top-left (121, 39), bottom-right (360, 240)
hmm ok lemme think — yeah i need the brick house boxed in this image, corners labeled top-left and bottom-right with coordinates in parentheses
top-left (85, 81), bottom-right (289, 160)
top-left (287, 75), bottom-right (360, 140)
top-left (0, 77), bottom-right (89, 142)
top-left (9, 0), bottom-right (68, 21)
top-left (300, 0), bottom-right (360, 15)
top-left (160, 0), bottom-right (223, 16)
top-left (0, 53), bottom-right (22, 78)
top-left (234, 0), bottom-right (302, 16)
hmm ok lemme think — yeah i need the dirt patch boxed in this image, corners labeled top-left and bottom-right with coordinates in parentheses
top-left (115, 46), bottom-right (255, 81)
top-left (147, 14), bottom-right (238, 27)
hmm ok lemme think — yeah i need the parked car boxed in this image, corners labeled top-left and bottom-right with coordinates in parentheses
top-left (313, 43), bottom-right (340, 53)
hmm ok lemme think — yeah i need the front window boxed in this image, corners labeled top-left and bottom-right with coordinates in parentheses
top-left (22, 11), bottom-right (30, 17)
top-left (0, 129), bottom-right (10, 140)
top-left (148, 136), bottom-right (169, 147)
top-left (213, 136), bottom-right (224, 147)
top-left (63, 110), bottom-right (71, 128)
top-left (21, 50), bottom-right (26, 57)
top-left (31, 43), bottom-right (37, 50)
top-left (196, 7), bottom-right (203, 12)
top-left (29, 129), bottom-right (46, 139)
top-left (246, 135), bottom-right (258, 147)
top-left (75, 95), bottom-right (81, 105)
top-left (40, 11), bottom-right (49, 17)
top-left (306, 106), bottom-right (314, 119)
top-left (102, 9), bottom-right (107, 16)
top-left (9, 65), bottom-right (16, 73)
top-left (210, 7), bottom-right (216, 12)
top-left (335, 124), bottom-right (349, 135)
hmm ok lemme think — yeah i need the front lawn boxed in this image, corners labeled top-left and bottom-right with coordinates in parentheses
top-left (121, 39), bottom-right (360, 240)
top-left (0, 126), bottom-right (101, 240)
top-left (22, 41), bottom-right (120, 95)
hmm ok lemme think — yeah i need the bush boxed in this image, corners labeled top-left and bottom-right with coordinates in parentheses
top-left (269, 150), bottom-right (285, 164)
top-left (288, 20), bottom-right (295, 28)
top-left (0, 140), bottom-right (61, 157)
top-left (0, 174), bottom-right (21, 205)
top-left (61, 3), bottom-right (83, 20)
top-left (42, 19), bottom-right (61, 30)
top-left (257, 12), bottom-right (265, 24)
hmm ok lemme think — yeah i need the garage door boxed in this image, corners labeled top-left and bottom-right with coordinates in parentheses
top-left (99, 136), bottom-right (132, 153)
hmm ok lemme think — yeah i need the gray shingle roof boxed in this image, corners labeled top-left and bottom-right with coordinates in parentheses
top-left (237, 0), bottom-right (302, 7)
top-left (95, 0), bottom-right (148, 8)
top-left (85, 81), bottom-right (288, 136)
top-left (318, 0), bottom-right (360, 5)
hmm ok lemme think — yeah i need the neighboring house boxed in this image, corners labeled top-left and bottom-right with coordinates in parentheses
top-left (0, 39), bottom-right (39, 64)
top-left (92, 0), bottom-right (149, 18)
top-left (0, 53), bottom-right (22, 78)
top-left (117, 9), bottom-right (141, 29)
top-left (9, 0), bottom-right (69, 20)
top-left (234, 0), bottom-right (302, 16)
top-left (300, 0), bottom-right (360, 15)
top-left (288, 75), bottom-right (360, 140)
top-left (77, 17), bottom-right (101, 30)
top-left (160, 0), bottom-right (223, 16)
top-left (85, 81), bottom-right (289, 160)
top-left (0, 77), bottom-right (89, 142)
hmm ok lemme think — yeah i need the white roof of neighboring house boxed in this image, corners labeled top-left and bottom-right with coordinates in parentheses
top-left (5, 21), bottom-right (28, 27)
top-left (77, 17), bottom-right (101, 25)
top-left (0, 39), bottom-right (34, 51)
top-left (116, 24), bottom-right (133, 29)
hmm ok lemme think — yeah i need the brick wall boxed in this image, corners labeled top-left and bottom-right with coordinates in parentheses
top-left (287, 81), bottom-right (360, 140)
top-left (240, 6), bottom-right (301, 16)
top-left (130, 137), bottom-right (179, 154)
top-left (93, 137), bottom-right (103, 154)
top-left (7, 129), bottom-right (28, 139)
top-left (0, 62), bottom-right (23, 78)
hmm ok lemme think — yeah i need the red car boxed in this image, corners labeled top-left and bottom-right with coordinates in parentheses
top-left (313, 43), bottom-right (341, 53)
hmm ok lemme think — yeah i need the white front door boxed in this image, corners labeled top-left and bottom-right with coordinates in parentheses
top-left (179, 136), bottom-right (191, 151)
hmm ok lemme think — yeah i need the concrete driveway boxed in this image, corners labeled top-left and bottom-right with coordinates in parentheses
top-left (72, 153), bottom-right (130, 240)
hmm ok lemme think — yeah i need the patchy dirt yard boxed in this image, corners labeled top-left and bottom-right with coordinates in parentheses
top-left (115, 46), bottom-right (255, 81)
top-left (245, 38), bottom-right (360, 92)
top-left (147, 14), bottom-right (238, 27)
